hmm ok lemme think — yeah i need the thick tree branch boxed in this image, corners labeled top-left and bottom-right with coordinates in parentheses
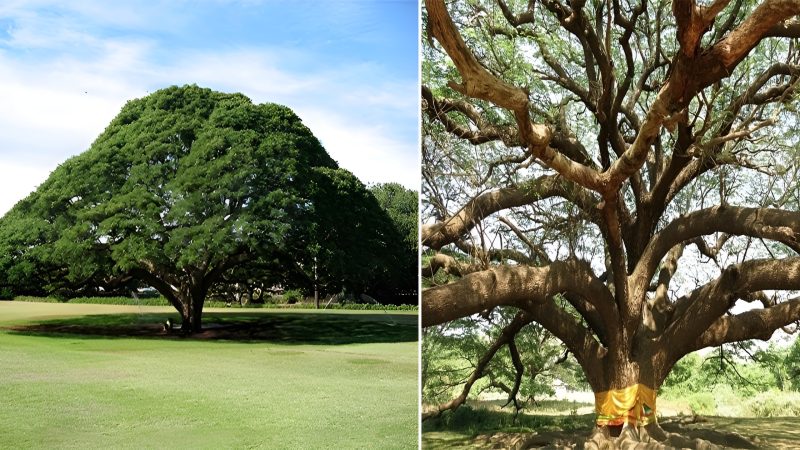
top-left (422, 174), bottom-right (598, 250)
top-left (692, 297), bottom-right (800, 351)
top-left (641, 243), bottom-right (685, 336)
top-left (422, 252), bottom-right (482, 278)
top-left (523, 297), bottom-right (607, 389)
top-left (766, 18), bottom-right (800, 37)
top-left (673, 0), bottom-right (732, 58)
top-left (503, 337), bottom-right (525, 408)
top-left (422, 258), bottom-right (617, 334)
top-left (634, 206), bottom-right (800, 302)
top-left (426, 0), bottom-right (606, 191)
top-left (664, 257), bottom-right (800, 359)
top-left (496, 0), bottom-right (536, 27)
top-left (422, 85), bottom-right (519, 146)
top-left (129, 268), bottom-right (181, 311)
top-left (603, 0), bottom-right (800, 193)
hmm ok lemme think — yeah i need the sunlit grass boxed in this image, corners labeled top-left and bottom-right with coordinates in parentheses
top-left (0, 301), bottom-right (418, 449)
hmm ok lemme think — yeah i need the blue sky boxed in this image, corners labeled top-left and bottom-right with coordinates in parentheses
top-left (0, 0), bottom-right (419, 214)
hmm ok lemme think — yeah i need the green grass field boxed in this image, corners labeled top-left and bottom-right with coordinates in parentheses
top-left (0, 301), bottom-right (419, 449)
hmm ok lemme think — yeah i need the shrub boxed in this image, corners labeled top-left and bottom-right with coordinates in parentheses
top-left (687, 392), bottom-right (716, 415)
top-left (14, 296), bottom-right (61, 303)
top-left (9, 296), bottom-right (417, 311)
top-left (322, 303), bottom-right (418, 311)
top-left (0, 287), bottom-right (14, 300)
top-left (263, 295), bottom-right (282, 305)
top-left (746, 391), bottom-right (800, 417)
top-left (282, 289), bottom-right (304, 304)
top-left (69, 296), bottom-right (170, 306)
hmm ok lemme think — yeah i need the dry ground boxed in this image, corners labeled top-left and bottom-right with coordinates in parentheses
top-left (422, 400), bottom-right (800, 449)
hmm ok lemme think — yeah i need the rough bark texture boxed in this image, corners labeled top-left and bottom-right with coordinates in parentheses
top-left (422, 0), bottom-right (800, 442)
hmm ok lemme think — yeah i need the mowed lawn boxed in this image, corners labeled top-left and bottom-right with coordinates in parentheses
top-left (0, 301), bottom-right (419, 449)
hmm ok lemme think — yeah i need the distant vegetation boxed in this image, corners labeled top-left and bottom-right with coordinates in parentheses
top-left (8, 295), bottom-right (418, 311)
top-left (660, 341), bottom-right (800, 417)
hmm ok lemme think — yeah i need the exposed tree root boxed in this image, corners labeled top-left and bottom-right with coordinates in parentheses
top-left (451, 421), bottom-right (762, 449)
top-left (581, 422), bottom-right (758, 450)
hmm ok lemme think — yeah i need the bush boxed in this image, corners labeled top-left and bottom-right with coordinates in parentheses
top-left (322, 303), bottom-right (418, 311)
top-left (746, 391), bottom-right (800, 417)
top-left (9, 295), bottom-right (418, 311)
top-left (13, 296), bottom-right (61, 303)
top-left (69, 296), bottom-right (171, 306)
top-left (0, 287), bottom-right (14, 300)
top-left (282, 289), bottom-right (304, 304)
top-left (687, 392), bottom-right (716, 415)
top-left (423, 404), bottom-right (593, 435)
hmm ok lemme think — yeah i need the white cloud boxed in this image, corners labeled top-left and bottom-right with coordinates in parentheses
top-left (0, 160), bottom-right (53, 214)
top-left (297, 108), bottom-right (418, 189)
top-left (160, 49), bottom-right (327, 100)
top-left (0, 46), bottom-right (145, 168)
top-left (0, 5), bottom-right (419, 216)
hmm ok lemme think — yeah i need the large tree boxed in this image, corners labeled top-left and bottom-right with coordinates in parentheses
top-left (369, 183), bottom-right (420, 304)
top-left (282, 170), bottom-right (411, 307)
top-left (421, 0), bottom-right (800, 445)
top-left (0, 85), bottom-right (390, 333)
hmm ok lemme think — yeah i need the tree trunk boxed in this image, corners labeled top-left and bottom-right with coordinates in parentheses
top-left (178, 294), bottom-right (204, 334)
top-left (314, 256), bottom-right (319, 309)
top-left (590, 370), bottom-right (659, 431)
top-left (580, 350), bottom-right (702, 448)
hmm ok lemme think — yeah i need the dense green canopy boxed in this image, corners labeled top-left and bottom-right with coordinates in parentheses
top-left (0, 85), bottom-right (411, 331)
top-left (369, 182), bottom-right (419, 303)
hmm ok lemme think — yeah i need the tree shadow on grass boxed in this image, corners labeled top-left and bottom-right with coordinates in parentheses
top-left (662, 416), bottom-right (800, 449)
top-left (420, 407), bottom-right (800, 449)
top-left (5, 311), bottom-right (418, 345)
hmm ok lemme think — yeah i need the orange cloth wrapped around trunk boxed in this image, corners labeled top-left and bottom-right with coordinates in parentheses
top-left (594, 383), bottom-right (656, 426)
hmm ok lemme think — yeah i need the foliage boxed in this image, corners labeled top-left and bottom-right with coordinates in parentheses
top-left (422, 404), bottom-right (593, 435)
top-left (423, 306), bottom-right (587, 410)
top-left (9, 295), bottom-right (418, 310)
top-left (0, 85), bottom-right (408, 330)
top-left (788, 339), bottom-right (800, 391)
top-left (662, 349), bottom-right (764, 398)
top-left (320, 303), bottom-right (418, 311)
top-left (11, 296), bottom-right (62, 303)
top-left (754, 339), bottom-right (800, 391)
top-left (661, 339), bottom-right (800, 417)
top-left (369, 183), bottom-right (419, 303)
top-left (370, 183), bottom-right (418, 251)
top-left (421, 2), bottom-right (800, 430)
top-left (686, 392), bottom-right (718, 416)
top-left (282, 289), bottom-right (304, 304)
top-left (746, 391), bottom-right (800, 417)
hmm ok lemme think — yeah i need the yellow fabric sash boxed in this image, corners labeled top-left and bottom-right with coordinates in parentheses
top-left (594, 383), bottom-right (656, 426)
